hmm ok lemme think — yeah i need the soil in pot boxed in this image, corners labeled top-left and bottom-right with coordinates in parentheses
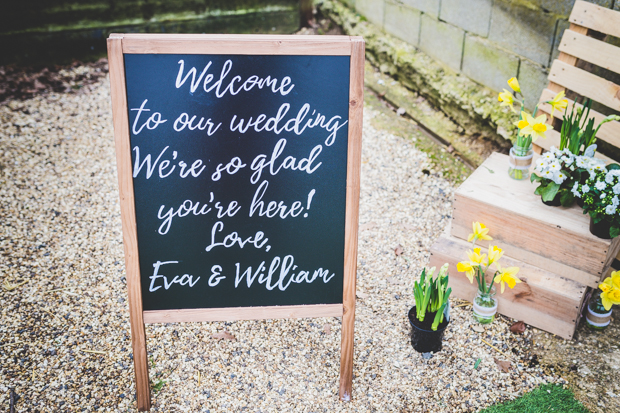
top-left (408, 306), bottom-right (449, 354)
top-left (590, 218), bottom-right (612, 239)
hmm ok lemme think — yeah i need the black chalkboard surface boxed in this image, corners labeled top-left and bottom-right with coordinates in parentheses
top-left (124, 54), bottom-right (351, 311)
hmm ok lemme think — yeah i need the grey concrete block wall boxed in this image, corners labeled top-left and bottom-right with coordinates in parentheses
top-left (419, 13), bottom-right (465, 72)
top-left (518, 59), bottom-right (550, 111)
top-left (462, 34), bottom-right (519, 94)
top-left (400, 0), bottom-right (440, 16)
top-left (384, 1), bottom-right (421, 46)
top-left (439, 0), bottom-right (492, 38)
top-left (489, 0), bottom-right (558, 67)
top-left (551, 20), bottom-right (570, 65)
top-left (349, 0), bottom-right (618, 109)
top-left (541, 0), bottom-right (613, 16)
top-left (355, 0), bottom-right (385, 27)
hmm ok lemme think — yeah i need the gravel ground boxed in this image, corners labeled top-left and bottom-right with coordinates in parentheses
top-left (1, 67), bottom-right (567, 412)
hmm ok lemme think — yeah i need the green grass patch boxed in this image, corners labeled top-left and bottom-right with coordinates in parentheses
top-left (480, 384), bottom-right (589, 413)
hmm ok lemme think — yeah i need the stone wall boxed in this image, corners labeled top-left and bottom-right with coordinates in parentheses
top-left (344, 0), bottom-right (617, 109)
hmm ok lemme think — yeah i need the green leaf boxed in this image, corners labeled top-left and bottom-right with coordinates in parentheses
top-left (431, 303), bottom-right (447, 331)
top-left (560, 190), bottom-right (574, 207)
top-left (540, 182), bottom-right (561, 201)
top-left (607, 163), bottom-right (620, 171)
top-left (611, 226), bottom-right (620, 238)
top-left (530, 173), bottom-right (542, 183)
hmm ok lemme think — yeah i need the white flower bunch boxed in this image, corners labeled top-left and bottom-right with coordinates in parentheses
top-left (535, 146), bottom-right (604, 185)
top-left (573, 166), bottom-right (620, 216)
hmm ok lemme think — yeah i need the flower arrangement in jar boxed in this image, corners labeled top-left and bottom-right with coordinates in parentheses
top-left (457, 222), bottom-right (521, 324)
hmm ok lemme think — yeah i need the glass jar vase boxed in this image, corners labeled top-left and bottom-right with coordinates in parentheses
top-left (508, 143), bottom-right (533, 180)
top-left (585, 290), bottom-right (612, 331)
top-left (472, 286), bottom-right (498, 324)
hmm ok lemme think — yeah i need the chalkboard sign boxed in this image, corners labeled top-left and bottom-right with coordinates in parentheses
top-left (108, 34), bottom-right (364, 411)
top-left (125, 53), bottom-right (349, 310)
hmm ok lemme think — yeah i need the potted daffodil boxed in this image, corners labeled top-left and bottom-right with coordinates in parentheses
top-left (408, 264), bottom-right (452, 354)
top-left (457, 222), bottom-right (521, 324)
top-left (498, 77), bottom-right (560, 180)
top-left (586, 271), bottom-right (620, 330)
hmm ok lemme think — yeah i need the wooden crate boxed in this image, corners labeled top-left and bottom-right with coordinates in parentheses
top-left (451, 153), bottom-right (620, 288)
top-left (430, 232), bottom-right (586, 339)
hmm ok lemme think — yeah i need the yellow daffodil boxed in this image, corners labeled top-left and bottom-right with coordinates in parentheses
top-left (487, 245), bottom-right (503, 264)
top-left (467, 222), bottom-right (492, 243)
top-left (601, 271), bottom-right (620, 290)
top-left (498, 89), bottom-right (516, 113)
top-left (547, 91), bottom-right (568, 118)
top-left (457, 260), bottom-right (478, 283)
top-left (507, 77), bottom-right (521, 93)
top-left (599, 271), bottom-right (620, 310)
top-left (601, 287), bottom-right (620, 311)
top-left (516, 112), bottom-right (551, 142)
top-left (467, 247), bottom-right (487, 265)
top-left (493, 265), bottom-right (521, 293)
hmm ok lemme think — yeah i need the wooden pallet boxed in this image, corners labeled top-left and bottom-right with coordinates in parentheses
top-left (451, 153), bottom-right (620, 288)
top-left (430, 232), bottom-right (586, 340)
top-left (534, 1), bottom-right (620, 163)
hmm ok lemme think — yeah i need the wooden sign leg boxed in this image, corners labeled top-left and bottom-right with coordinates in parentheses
top-left (339, 303), bottom-right (355, 401)
top-left (107, 36), bottom-right (152, 411)
top-left (339, 36), bottom-right (365, 402)
top-left (131, 320), bottom-right (151, 411)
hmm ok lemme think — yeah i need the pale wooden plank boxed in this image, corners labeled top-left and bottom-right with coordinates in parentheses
top-left (430, 234), bottom-right (585, 339)
top-left (569, 0), bottom-right (620, 39)
top-left (339, 36), bottom-right (364, 403)
top-left (143, 304), bottom-right (343, 323)
top-left (453, 153), bottom-right (614, 274)
top-left (546, 24), bottom-right (589, 95)
top-left (120, 35), bottom-right (353, 56)
top-left (538, 88), bottom-right (620, 149)
top-left (549, 60), bottom-right (620, 112)
top-left (558, 30), bottom-right (620, 75)
top-left (107, 38), bottom-right (151, 412)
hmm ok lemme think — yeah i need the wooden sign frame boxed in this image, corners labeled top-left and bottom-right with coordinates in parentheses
top-left (107, 33), bottom-right (364, 411)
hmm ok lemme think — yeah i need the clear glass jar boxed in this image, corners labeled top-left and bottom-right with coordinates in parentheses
top-left (585, 290), bottom-right (612, 331)
top-left (472, 286), bottom-right (498, 324)
top-left (508, 144), bottom-right (533, 180)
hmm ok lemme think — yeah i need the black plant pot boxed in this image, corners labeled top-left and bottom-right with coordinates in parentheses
top-left (542, 195), bottom-right (561, 207)
top-left (576, 197), bottom-right (584, 208)
top-left (408, 306), bottom-right (449, 353)
top-left (590, 217), bottom-right (612, 239)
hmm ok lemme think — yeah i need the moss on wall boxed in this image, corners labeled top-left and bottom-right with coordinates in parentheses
top-left (318, 0), bottom-right (517, 147)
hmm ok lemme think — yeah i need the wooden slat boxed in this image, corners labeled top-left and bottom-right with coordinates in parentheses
top-left (453, 153), bottom-right (616, 275)
top-left (558, 30), bottom-right (620, 75)
top-left (339, 36), bottom-right (364, 403)
top-left (538, 88), bottom-right (620, 149)
top-left (107, 37), bottom-right (151, 412)
top-left (533, 128), bottom-right (614, 163)
top-left (430, 234), bottom-right (585, 339)
top-left (143, 304), bottom-right (343, 323)
top-left (547, 24), bottom-right (589, 94)
top-left (118, 33), bottom-right (353, 55)
top-left (549, 60), bottom-right (620, 112)
top-left (569, 0), bottom-right (620, 39)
